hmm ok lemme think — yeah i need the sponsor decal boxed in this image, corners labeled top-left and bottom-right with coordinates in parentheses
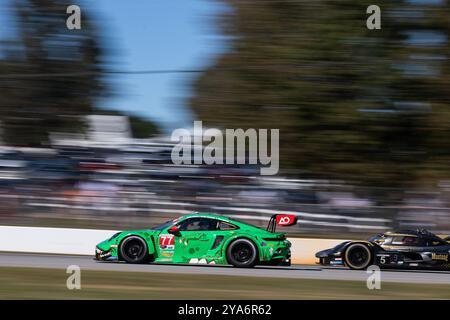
top-left (161, 251), bottom-right (174, 258)
top-left (189, 258), bottom-right (216, 265)
top-left (275, 214), bottom-right (297, 227)
top-left (159, 234), bottom-right (175, 250)
top-left (432, 253), bottom-right (448, 261)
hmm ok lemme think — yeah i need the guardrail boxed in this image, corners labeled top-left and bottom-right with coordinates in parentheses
top-left (0, 225), bottom-right (345, 264)
top-left (4, 193), bottom-right (450, 237)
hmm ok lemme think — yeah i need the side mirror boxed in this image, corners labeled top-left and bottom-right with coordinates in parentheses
top-left (168, 225), bottom-right (180, 235)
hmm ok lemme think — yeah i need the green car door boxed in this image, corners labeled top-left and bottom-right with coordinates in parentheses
top-left (172, 217), bottom-right (217, 263)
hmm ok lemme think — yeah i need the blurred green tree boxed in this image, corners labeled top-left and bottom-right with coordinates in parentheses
top-left (191, 0), bottom-right (450, 191)
top-left (0, 0), bottom-right (107, 146)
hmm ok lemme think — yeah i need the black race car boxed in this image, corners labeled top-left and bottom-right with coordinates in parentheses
top-left (316, 229), bottom-right (450, 270)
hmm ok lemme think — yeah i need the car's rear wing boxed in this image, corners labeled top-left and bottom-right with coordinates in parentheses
top-left (267, 214), bottom-right (298, 233)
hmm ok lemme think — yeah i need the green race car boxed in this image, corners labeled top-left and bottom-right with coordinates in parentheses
top-left (95, 213), bottom-right (296, 268)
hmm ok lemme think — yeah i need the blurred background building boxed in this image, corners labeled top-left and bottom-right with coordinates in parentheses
top-left (0, 0), bottom-right (449, 238)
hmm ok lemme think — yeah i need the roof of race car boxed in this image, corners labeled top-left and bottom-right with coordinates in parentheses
top-left (176, 212), bottom-right (240, 223)
top-left (176, 213), bottom-right (267, 230)
top-left (180, 212), bottom-right (227, 218)
top-left (384, 229), bottom-right (440, 239)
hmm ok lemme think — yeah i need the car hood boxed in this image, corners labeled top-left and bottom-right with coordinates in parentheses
top-left (315, 241), bottom-right (351, 257)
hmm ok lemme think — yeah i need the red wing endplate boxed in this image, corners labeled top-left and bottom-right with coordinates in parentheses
top-left (275, 214), bottom-right (297, 227)
top-left (267, 214), bottom-right (298, 232)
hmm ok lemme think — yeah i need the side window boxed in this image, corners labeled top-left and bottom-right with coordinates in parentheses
top-left (391, 236), bottom-right (425, 247)
top-left (178, 218), bottom-right (218, 231)
top-left (218, 221), bottom-right (238, 230)
top-left (178, 218), bottom-right (201, 231)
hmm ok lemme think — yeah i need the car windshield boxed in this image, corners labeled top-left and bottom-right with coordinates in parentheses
top-left (152, 220), bottom-right (175, 231)
top-left (368, 234), bottom-right (383, 242)
top-left (368, 233), bottom-right (387, 245)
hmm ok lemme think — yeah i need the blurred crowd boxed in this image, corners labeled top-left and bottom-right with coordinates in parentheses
top-left (1, 137), bottom-right (449, 238)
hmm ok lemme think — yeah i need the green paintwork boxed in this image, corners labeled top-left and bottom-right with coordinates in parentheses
top-left (95, 213), bottom-right (291, 266)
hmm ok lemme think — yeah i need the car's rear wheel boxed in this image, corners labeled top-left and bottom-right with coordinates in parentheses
top-left (119, 236), bottom-right (150, 264)
top-left (344, 243), bottom-right (372, 270)
top-left (226, 238), bottom-right (258, 268)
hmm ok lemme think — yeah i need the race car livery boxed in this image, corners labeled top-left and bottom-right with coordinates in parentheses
top-left (95, 213), bottom-right (296, 268)
top-left (316, 229), bottom-right (450, 270)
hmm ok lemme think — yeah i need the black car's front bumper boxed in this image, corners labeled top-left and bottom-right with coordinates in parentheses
top-left (317, 256), bottom-right (344, 266)
top-left (316, 249), bottom-right (345, 266)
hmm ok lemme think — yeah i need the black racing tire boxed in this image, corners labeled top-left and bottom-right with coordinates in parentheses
top-left (226, 238), bottom-right (258, 268)
top-left (344, 243), bottom-right (373, 270)
top-left (119, 236), bottom-right (150, 264)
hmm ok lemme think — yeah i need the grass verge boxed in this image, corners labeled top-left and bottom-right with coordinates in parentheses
top-left (1, 267), bottom-right (450, 299)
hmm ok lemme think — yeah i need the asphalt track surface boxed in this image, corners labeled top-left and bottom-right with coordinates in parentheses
top-left (0, 252), bottom-right (449, 285)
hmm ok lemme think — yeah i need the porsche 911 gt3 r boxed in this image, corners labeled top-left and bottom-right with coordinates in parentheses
top-left (95, 213), bottom-right (296, 268)
top-left (316, 229), bottom-right (450, 270)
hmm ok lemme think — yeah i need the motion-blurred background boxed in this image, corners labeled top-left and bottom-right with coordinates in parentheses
top-left (0, 0), bottom-right (449, 238)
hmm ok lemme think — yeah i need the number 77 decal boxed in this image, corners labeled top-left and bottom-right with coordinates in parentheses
top-left (159, 234), bottom-right (175, 248)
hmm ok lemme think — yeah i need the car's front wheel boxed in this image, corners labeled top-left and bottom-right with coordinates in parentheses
top-left (226, 238), bottom-right (258, 268)
top-left (344, 243), bottom-right (372, 270)
top-left (119, 236), bottom-right (150, 264)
